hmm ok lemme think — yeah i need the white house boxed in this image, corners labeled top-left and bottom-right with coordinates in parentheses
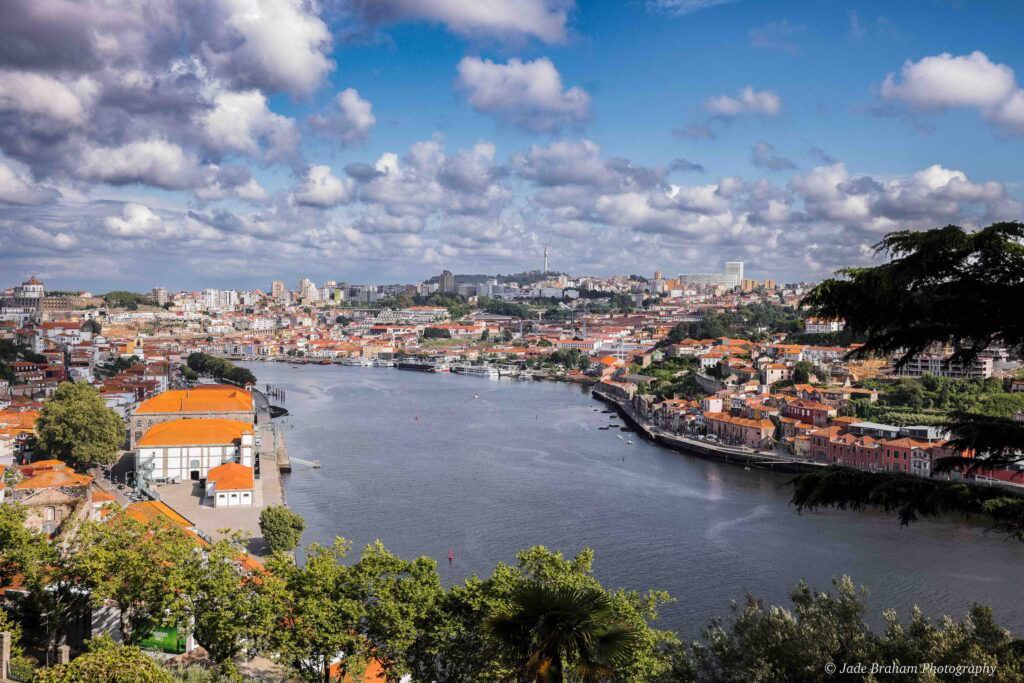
top-left (205, 462), bottom-right (254, 507)
top-left (136, 419), bottom-right (254, 483)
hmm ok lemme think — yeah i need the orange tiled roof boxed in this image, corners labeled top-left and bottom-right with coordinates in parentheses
top-left (207, 462), bottom-right (254, 491)
top-left (14, 469), bottom-right (92, 490)
top-left (134, 385), bottom-right (253, 415)
top-left (138, 418), bottom-right (253, 447)
top-left (125, 500), bottom-right (194, 528)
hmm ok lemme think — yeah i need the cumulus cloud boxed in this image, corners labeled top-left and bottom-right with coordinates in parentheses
top-left (455, 56), bottom-right (590, 132)
top-left (77, 139), bottom-right (200, 190)
top-left (309, 88), bottom-right (376, 144)
top-left (751, 142), bottom-right (796, 170)
top-left (705, 86), bottom-right (783, 118)
top-left (0, 71), bottom-right (96, 124)
top-left (202, 89), bottom-right (300, 162)
top-left (345, 0), bottom-right (572, 43)
top-left (293, 165), bottom-right (354, 208)
top-left (880, 51), bottom-right (1024, 135)
top-left (201, 0), bottom-right (334, 96)
top-left (0, 159), bottom-right (60, 205)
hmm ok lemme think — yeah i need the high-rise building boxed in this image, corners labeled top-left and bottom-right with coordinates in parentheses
top-left (654, 270), bottom-right (663, 281)
top-left (271, 280), bottom-right (285, 298)
top-left (151, 287), bottom-right (169, 306)
top-left (679, 261), bottom-right (745, 288)
top-left (439, 270), bottom-right (455, 294)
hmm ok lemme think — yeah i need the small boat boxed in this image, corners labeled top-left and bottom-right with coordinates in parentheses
top-left (598, 426), bottom-right (610, 430)
top-left (627, 440), bottom-right (633, 445)
top-left (474, 394), bottom-right (480, 399)
top-left (617, 435), bottom-right (624, 440)
top-left (448, 547), bottom-right (454, 563)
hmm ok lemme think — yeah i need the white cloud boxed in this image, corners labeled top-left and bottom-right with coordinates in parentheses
top-left (455, 56), bottom-right (590, 132)
top-left (103, 203), bottom-right (165, 237)
top-left (202, 89), bottom-right (300, 161)
top-left (881, 51), bottom-right (1024, 134)
top-left (0, 159), bottom-right (59, 205)
top-left (347, 0), bottom-right (571, 43)
top-left (0, 71), bottom-right (95, 124)
top-left (704, 86), bottom-right (783, 118)
top-left (309, 88), bottom-right (376, 144)
top-left (293, 165), bottom-right (354, 208)
top-left (78, 139), bottom-right (200, 190)
top-left (203, 0), bottom-right (334, 96)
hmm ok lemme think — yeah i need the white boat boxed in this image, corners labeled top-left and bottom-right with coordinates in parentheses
top-left (452, 364), bottom-right (499, 379)
top-left (341, 357), bottom-right (374, 367)
top-left (374, 359), bottom-right (395, 367)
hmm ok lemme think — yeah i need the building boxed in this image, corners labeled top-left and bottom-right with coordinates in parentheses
top-left (136, 418), bottom-right (255, 482)
top-left (205, 462), bottom-right (255, 507)
top-left (805, 317), bottom-right (845, 334)
top-left (678, 261), bottom-right (744, 289)
top-left (130, 385), bottom-right (256, 447)
top-left (9, 460), bottom-right (93, 534)
top-left (704, 412), bottom-right (775, 449)
top-left (151, 287), bottom-right (169, 306)
top-left (271, 280), bottom-right (286, 298)
top-left (439, 270), bottom-right (455, 294)
top-left (890, 352), bottom-right (993, 379)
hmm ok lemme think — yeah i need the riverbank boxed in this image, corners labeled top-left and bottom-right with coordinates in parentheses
top-left (590, 387), bottom-right (826, 475)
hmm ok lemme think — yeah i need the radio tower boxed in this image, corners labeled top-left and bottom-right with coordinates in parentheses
top-left (543, 245), bottom-right (549, 274)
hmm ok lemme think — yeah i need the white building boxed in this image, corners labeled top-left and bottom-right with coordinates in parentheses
top-left (204, 462), bottom-right (255, 507)
top-left (136, 418), bottom-right (254, 482)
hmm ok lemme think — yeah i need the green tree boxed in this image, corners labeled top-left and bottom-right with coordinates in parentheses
top-left (487, 583), bottom-right (642, 683)
top-left (35, 382), bottom-right (124, 468)
top-left (34, 635), bottom-right (174, 683)
top-left (798, 222), bottom-right (1024, 538)
top-left (181, 534), bottom-right (271, 666)
top-left (80, 319), bottom-right (102, 335)
top-left (792, 361), bottom-right (813, 385)
top-left (75, 513), bottom-right (196, 645)
top-left (259, 505), bottom-right (305, 554)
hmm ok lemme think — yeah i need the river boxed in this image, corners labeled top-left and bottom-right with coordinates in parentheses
top-left (245, 362), bottom-right (1024, 638)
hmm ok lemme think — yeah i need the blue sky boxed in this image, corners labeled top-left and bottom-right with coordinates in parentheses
top-left (1, 0), bottom-right (1022, 291)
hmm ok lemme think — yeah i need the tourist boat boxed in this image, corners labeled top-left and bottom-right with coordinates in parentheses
top-left (431, 364), bottom-right (451, 373)
top-left (396, 360), bottom-right (437, 372)
top-left (452, 364), bottom-right (499, 379)
top-left (341, 357), bottom-right (374, 367)
top-left (374, 359), bottom-right (395, 368)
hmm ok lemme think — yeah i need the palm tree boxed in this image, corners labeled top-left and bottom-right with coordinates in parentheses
top-left (486, 582), bottom-right (641, 683)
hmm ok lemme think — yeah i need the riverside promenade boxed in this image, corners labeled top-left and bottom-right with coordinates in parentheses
top-left (591, 387), bottom-right (826, 475)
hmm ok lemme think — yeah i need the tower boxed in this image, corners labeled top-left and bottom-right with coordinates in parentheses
top-left (543, 245), bottom-right (549, 274)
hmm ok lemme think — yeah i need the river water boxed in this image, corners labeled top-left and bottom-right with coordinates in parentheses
top-left (246, 363), bottom-right (1024, 638)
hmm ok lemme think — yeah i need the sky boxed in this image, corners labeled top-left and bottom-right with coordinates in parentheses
top-left (1, 0), bottom-right (1023, 292)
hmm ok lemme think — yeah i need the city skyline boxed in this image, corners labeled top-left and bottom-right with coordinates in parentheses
top-left (1, 1), bottom-right (1023, 291)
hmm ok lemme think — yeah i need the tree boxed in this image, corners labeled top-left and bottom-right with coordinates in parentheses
top-left (487, 583), bottom-right (641, 683)
top-left (792, 361), bottom-right (813, 385)
top-left (798, 223), bottom-right (1024, 538)
top-left (75, 513), bottom-right (196, 645)
top-left (35, 382), bottom-right (124, 468)
top-left (259, 505), bottom-right (305, 554)
top-left (80, 319), bottom-right (102, 335)
top-left (181, 534), bottom-right (272, 666)
top-left (408, 547), bottom-right (677, 683)
top-left (34, 636), bottom-right (174, 683)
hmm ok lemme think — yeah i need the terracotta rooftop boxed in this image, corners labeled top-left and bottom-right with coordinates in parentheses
top-left (135, 385), bottom-right (253, 415)
top-left (138, 418), bottom-right (253, 447)
top-left (206, 462), bottom-right (254, 491)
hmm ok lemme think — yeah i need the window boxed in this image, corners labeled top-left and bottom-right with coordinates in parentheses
top-left (45, 507), bottom-right (55, 521)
